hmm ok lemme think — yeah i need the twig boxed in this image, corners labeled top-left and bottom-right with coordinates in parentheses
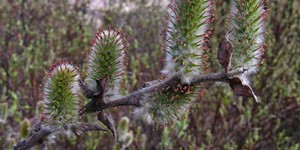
top-left (14, 123), bottom-right (57, 150)
top-left (84, 68), bottom-right (245, 113)
top-left (13, 123), bottom-right (106, 150)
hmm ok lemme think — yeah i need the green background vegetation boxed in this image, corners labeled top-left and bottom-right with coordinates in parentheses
top-left (0, 0), bottom-right (299, 149)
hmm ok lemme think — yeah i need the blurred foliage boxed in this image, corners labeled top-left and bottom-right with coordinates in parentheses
top-left (116, 117), bottom-right (134, 149)
top-left (0, 0), bottom-right (299, 149)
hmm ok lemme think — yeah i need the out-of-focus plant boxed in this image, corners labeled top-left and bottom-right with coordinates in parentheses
top-left (20, 118), bottom-right (31, 139)
top-left (159, 113), bottom-right (190, 149)
top-left (115, 117), bottom-right (134, 150)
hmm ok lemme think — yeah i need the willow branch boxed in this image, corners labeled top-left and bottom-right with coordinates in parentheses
top-left (84, 68), bottom-right (245, 113)
top-left (13, 123), bottom-right (57, 150)
top-left (13, 123), bottom-right (106, 150)
top-left (14, 68), bottom-right (244, 150)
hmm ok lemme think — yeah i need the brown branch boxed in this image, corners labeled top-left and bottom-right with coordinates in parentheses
top-left (84, 68), bottom-right (245, 113)
top-left (13, 123), bottom-right (106, 150)
top-left (14, 68), bottom-right (245, 150)
top-left (13, 123), bottom-right (57, 150)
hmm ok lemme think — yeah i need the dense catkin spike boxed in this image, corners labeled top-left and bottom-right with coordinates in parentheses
top-left (228, 0), bottom-right (267, 83)
top-left (43, 61), bottom-right (80, 125)
top-left (161, 0), bottom-right (214, 84)
top-left (134, 84), bottom-right (200, 124)
top-left (136, 0), bottom-right (214, 124)
top-left (86, 27), bottom-right (127, 98)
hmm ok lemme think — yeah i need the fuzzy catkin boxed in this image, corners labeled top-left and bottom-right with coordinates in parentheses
top-left (43, 61), bottom-right (80, 125)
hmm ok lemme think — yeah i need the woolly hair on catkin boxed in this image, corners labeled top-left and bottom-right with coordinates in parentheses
top-left (43, 61), bottom-right (80, 125)
top-left (148, 86), bottom-right (199, 124)
top-left (134, 84), bottom-right (200, 124)
top-left (227, 0), bottom-right (267, 83)
top-left (161, 0), bottom-right (214, 84)
top-left (86, 26), bottom-right (126, 99)
top-left (134, 0), bottom-right (214, 124)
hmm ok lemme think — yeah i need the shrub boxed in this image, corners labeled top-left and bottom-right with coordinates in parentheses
top-left (12, 0), bottom-right (269, 149)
